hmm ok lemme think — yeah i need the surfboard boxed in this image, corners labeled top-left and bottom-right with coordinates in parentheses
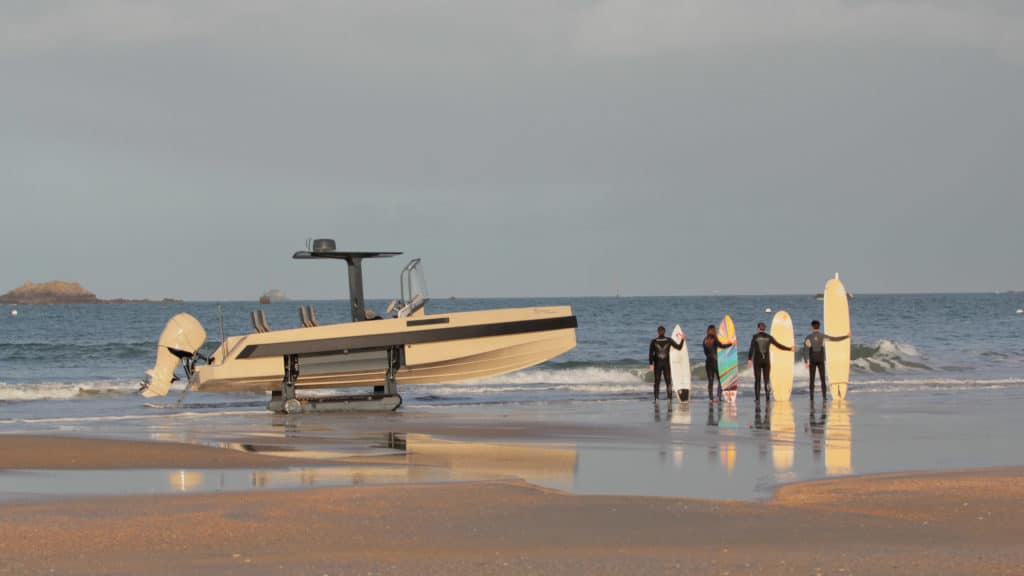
top-left (769, 311), bottom-right (795, 401)
top-left (824, 275), bottom-right (851, 399)
top-left (670, 324), bottom-right (691, 402)
top-left (717, 315), bottom-right (739, 404)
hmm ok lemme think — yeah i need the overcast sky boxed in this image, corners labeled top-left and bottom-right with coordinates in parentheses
top-left (2, 1), bottom-right (1022, 300)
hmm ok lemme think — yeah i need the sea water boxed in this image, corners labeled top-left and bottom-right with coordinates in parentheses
top-left (3, 294), bottom-right (1023, 406)
top-left (1, 294), bottom-right (1023, 499)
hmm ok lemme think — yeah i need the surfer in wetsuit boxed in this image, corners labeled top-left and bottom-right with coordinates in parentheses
top-left (746, 322), bottom-right (792, 403)
top-left (803, 320), bottom-right (850, 398)
top-left (649, 326), bottom-right (685, 400)
top-left (703, 325), bottom-right (732, 403)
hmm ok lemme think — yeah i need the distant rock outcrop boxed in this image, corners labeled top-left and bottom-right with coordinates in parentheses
top-left (0, 281), bottom-right (99, 304)
top-left (0, 281), bottom-right (182, 305)
top-left (259, 289), bottom-right (288, 304)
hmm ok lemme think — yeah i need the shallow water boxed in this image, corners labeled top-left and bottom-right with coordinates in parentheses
top-left (2, 385), bottom-right (1021, 501)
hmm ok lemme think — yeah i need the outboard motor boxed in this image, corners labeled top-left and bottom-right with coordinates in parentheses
top-left (142, 313), bottom-right (206, 397)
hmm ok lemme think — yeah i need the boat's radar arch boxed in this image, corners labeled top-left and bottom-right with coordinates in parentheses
top-left (142, 313), bottom-right (206, 398)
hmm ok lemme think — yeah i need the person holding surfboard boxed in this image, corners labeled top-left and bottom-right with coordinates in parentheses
top-left (803, 320), bottom-right (850, 398)
top-left (746, 322), bottom-right (793, 404)
top-left (649, 326), bottom-right (686, 400)
top-left (702, 324), bottom-right (732, 402)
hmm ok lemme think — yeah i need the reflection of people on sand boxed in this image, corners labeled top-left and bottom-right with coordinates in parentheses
top-left (803, 320), bottom-right (850, 398)
top-left (752, 403), bottom-right (771, 431)
top-left (746, 322), bottom-right (793, 404)
top-left (720, 442), bottom-right (737, 474)
top-left (649, 325), bottom-right (685, 400)
top-left (706, 402), bottom-right (720, 427)
top-left (753, 404), bottom-right (772, 462)
top-left (806, 396), bottom-right (828, 460)
top-left (720, 402), bottom-right (739, 429)
top-left (670, 401), bottom-right (692, 426)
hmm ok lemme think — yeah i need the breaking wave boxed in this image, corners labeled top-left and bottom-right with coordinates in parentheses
top-left (0, 380), bottom-right (146, 401)
top-left (850, 340), bottom-right (931, 373)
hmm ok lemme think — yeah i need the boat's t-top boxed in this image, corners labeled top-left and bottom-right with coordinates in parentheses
top-left (292, 238), bottom-right (414, 323)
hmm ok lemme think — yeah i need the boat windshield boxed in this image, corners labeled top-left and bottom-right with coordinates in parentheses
top-left (398, 259), bottom-right (429, 317)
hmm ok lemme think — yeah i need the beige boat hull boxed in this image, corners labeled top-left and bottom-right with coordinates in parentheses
top-left (190, 306), bottom-right (576, 394)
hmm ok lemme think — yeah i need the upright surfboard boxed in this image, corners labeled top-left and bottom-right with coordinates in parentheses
top-left (824, 275), bottom-right (851, 399)
top-left (769, 311), bottom-right (795, 401)
top-left (670, 324), bottom-right (691, 402)
top-left (717, 315), bottom-right (739, 404)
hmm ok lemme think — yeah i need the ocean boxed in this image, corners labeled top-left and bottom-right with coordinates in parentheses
top-left (2, 293), bottom-right (1024, 500)
top-left (2, 293), bottom-right (1023, 408)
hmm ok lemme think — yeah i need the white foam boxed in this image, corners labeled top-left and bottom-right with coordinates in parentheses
top-left (0, 380), bottom-right (146, 401)
top-left (469, 366), bottom-right (646, 385)
top-left (407, 382), bottom-right (648, 396)
top-left (5, 409), bottom-right (260, 425)
top-left (853, 377), bottom-right (1024, 387)
top-left (873, 339), bottom-right (922, 358)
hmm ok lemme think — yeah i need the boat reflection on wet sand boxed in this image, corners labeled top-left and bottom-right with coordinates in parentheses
top-left (230, 433), bottom-right (578, 490)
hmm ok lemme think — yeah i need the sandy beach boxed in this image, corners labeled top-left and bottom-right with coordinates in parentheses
top-left (0, 435), bottom-right (1020, 575)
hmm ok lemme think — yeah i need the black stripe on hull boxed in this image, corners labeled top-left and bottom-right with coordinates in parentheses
top-left (237, 316), bottom-right (578, 360)
top-left (406, 317), bottom-right (450, 327)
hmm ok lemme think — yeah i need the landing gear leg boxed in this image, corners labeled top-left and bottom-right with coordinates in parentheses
top-left (279, 354), bottom-right (301, 414)
top-left (268, 351), bottom-right (402, 414)
top-left (383, 347), bottom-right (399, 397)
top-left (174, 356), bottom-right (195, 408)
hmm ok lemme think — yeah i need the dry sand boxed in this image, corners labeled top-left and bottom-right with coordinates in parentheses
top-left (1, 436), bottom-right (1022, 575)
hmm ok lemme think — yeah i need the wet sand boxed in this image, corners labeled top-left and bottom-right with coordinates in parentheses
top-left (1, 437), bottom-right (1022, 575)
top-left (0, 435), bottom-right (332, 469)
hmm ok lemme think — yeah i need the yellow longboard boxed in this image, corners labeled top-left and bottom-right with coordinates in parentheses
top-left (769, 311), bottom-right (794, 401)
top-left (824, 275), bottom-right (851, 399)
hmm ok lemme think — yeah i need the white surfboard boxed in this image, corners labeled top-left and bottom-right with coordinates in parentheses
top-left (769, 311), bottom-right (795, 401)
top-left (670, 324), bottom-right (691, 402)
top-left (824, 275), bottom-right (851, 399)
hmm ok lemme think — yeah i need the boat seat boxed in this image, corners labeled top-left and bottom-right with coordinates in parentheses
top-left (396, 294), bottom-right (425, 318)
top-left (299, 306), bottom-right (312, 328)
top-left (251, 311), bottom-right (265, 333)
top-left (307, 305), bottom-right (320, 327)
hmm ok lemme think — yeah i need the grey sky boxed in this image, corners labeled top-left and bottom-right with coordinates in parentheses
top-left (2, 1), bottom-right (1022, 300)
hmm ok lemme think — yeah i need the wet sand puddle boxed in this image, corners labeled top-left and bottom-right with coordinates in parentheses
top-left (2, 386), bottom-right (1023, 501)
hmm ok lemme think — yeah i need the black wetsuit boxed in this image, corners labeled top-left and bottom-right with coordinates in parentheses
top-left (803, 331), bottom-right (851, 396)
top-left (649, 336), bottom-right (684, 400)
top-left (748, 332), bottom-right (790, 402)
top-left (703, 337), bottom-right (730, 400)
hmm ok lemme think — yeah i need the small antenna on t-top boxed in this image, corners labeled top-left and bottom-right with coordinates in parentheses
top-left (306, 238), bottom-right (312, 251)
top-left (835, 272), bottom-right (840, 280)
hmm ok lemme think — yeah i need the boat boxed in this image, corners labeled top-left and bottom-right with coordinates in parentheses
top-left (142, 239), bottom-right (578, 413)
